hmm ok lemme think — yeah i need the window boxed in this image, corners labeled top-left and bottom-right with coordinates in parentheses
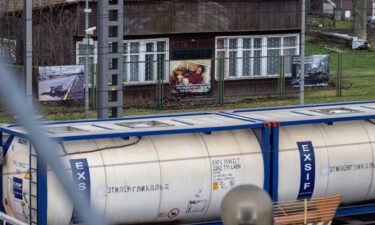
top-left (76, 40), bottom-right (97, 85)
top-left (76, 38), bottom-right (169, 85)
top-left (123, 38), bottom-right (169, 84)
top-left (33, 0), bottom-right (46, 7)
top-left (215, 34), bottom-right (299, 79)
top-left (0, 38), bottom-right (17, 64)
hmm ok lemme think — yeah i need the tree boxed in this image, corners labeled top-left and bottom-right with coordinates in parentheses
top-left (353, 0), bottom-right (367, 40)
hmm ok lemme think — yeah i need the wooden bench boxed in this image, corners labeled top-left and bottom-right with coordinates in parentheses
top-left (273, 195), bottom-right (342, 225)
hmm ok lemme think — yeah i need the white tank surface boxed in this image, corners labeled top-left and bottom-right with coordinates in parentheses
top-left (277, 120), bottom-right (375, 204)
top-left (2, 129), bottom-right (264, 225)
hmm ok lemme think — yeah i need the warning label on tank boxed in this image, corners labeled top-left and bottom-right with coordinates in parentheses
top-left (212, 158), bottom-right (241, 190)
top-left (13, 177), bottom-right (23, 200)
top-left (186, 200), bottom-right (207, 213)
top-left (12, 160), bottom-right (28, 169)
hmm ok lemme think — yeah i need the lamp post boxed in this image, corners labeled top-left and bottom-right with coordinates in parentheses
top-left (24, 0), bottom-right (32, 108)
top-left (300, 0), bottom-right (306, 105)
top-left (84, 0), bottom-right (91, 118)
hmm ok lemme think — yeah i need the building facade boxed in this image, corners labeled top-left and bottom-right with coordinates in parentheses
top-left (1, 0), bottom-right (302, 105)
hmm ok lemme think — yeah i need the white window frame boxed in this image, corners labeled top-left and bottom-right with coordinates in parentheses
top-left (76, 40), bottom-right (98, 86)
top-left (123, 38), bottom-right (169, 85)
top-left (75, 40), bottom-right (98, 65)
top-left (215, 34), bottom-right (299, 80)
top-left (0, 38), bottom-right (17, 64)
top-left (75, 38), bottom-right (169, 86)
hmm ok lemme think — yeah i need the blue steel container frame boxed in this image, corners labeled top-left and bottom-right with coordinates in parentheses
top-left (37, 156), bottom-right (47, 225)
top-left (0, 132), bottom-right (3, 214)
top-left (187, 221), bottom-right (223, 225)
top-left (270, 125), bottom-right (280, 203)
top-left (0, 134), bottom-right (14, 216)
top-left (250, 105), bottom-right (375, 218)
top-left (1, 101), bottom-right (375, 224)
top-left (231, 100), bottom-right (375, 113)
top-left (261, 126), bottom-right (271, 193)
top-left (0, 120), bottom-right (270, 225)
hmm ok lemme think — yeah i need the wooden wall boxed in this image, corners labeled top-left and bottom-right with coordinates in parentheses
top-left (124, 0), bottom-right (301, 35)
top-left (76, 0), bottom-right (301, 36)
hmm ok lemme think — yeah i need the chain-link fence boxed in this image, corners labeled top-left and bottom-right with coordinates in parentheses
top-left (0, 48), bottom-right (368, 122)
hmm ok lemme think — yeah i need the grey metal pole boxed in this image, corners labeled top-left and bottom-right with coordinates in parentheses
top-left (97, 0), bottom-right (107, 119)
top-left (84, 0), bottom-right (91, 118)
top-left (97, 0), bottom-right (124, 119)
top-left (300, 0), bottom-right (306, 105)
top-left (24, 0), bottom-right (32, 108)
top-left (0, 59), bottom-right (109, 225)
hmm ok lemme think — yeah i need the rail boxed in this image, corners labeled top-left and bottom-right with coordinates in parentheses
top-left (0, 212), bottom-right (27, 225)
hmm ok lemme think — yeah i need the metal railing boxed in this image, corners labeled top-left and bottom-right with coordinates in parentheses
top-left (0, 212), bottom-right (27, 225)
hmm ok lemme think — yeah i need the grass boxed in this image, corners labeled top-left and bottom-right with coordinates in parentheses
top-left (308, 18), bottom-right (353, 30)
top-left (304, 38), bottom-right (375, 102)
top-left (334, 20), bottom-right (354, 30)
top-left (0, 37), bottom-right (374, 123)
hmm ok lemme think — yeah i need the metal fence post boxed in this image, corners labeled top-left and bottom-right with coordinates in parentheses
top-left (156, 59), bottom-right (163, 110)
top-left (336, 52), bottom-right (343, 97)
top-left (278, 56), bottom-right (285, 100)
top-left (217, 58), bottom-right (225, 105)
top-left (90, 65), bottom-right (97, 111)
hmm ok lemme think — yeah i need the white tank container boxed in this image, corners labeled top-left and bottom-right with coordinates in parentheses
top-left (278, 120), bottom-right (375, 203)
top-left (2, 129), bottom-right (264, 225)
top-left (3, 120), bottom-right (375, 224)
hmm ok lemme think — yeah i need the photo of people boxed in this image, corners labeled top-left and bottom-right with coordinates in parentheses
top-left (169, 60), bottom-right (211, 95)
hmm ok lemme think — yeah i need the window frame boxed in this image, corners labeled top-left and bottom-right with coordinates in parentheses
top-left (0, 38), bottom-right (17, 64)
top-left (215, 34), bottom-right (299, 80)
top-left (75, 40), bottom-right (98, 86)
top-left (123, 38), bottom-right (169, 85)
top-left (76, 38), bottom-right (169, 86)
top-left (75, 40), bottom-right (98, 65)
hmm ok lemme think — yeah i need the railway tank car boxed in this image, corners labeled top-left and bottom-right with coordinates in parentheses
top-left (2, 107), bottom-right (375, 224)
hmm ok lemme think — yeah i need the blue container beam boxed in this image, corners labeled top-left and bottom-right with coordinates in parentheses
top-left (270, 123), bottom-right (280, 202)
top-left (261, 124), bottom-right (271, 193)
top-left (0, 132), bottom-right (3, 213)
top-left (37, 157), bottom-right (47, 225)
top-left (336, 204), bottom-right (375, 217)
